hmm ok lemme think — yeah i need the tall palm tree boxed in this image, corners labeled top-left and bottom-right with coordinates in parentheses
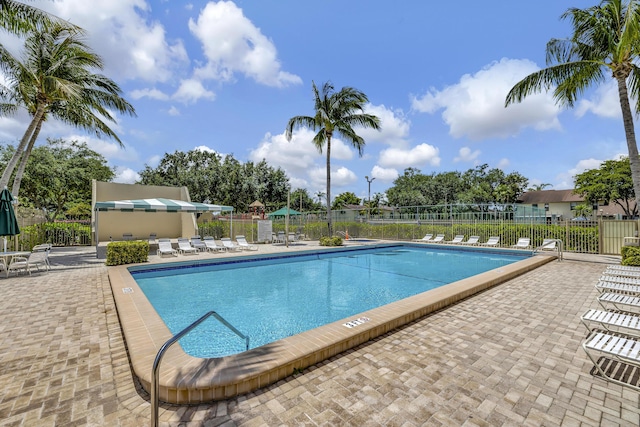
top-left (286, 81), bottom-right (380, 235)
top-left (0, 0), bottom-right (56, 35)
top-left (505, 0), bottom-right (640, 203)
top-left (527, 183), bottom-right (553, 191)
top-left (0, 23), bottom-right (136, 195)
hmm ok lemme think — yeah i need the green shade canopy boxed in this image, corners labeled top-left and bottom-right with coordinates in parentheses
top-left (267, 207), bottom-right (301, 217)
top-left (0, 188), bottom-right (20, 237)
top-left (94, 198), bottom-right (233, 213)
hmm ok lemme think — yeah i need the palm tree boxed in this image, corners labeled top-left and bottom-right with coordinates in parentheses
top-left (315, 191), bottom-right (325, 206)
top-left (286, 81), bottom-right (380, 235)
top-left (0, 0), bottom-right (57, 35)
top-left (505, 0), bottom-right (640, 203)
top-left (527, 183), bottom-right (552, 191)
top-left (0, 23), bottom-right (136, 195)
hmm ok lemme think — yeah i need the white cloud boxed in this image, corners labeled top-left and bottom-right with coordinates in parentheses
top-left (168, 106), bottom-right (180, 116)
top-left (496, 158), bottom-right (510, 169)
top-left (378, 143), bottom-right (440, 169)
top-left (130, 88), bottom-right (170, 101)
top-left (147, 155), bottom-right (162, 167)
top-left (194, 145), bottom-right (218, 154)
top-left (454, 147), bottom-right (481, 163)
top-left (555, 158), bottom-right (604, 189)
top-left (188, 1), bottom-right (301, 87)
top-left (411, 58), bottom-right (561, 140)
top-left (249, 130), bottom-right (323, 176)
top-left (308, 166), bottom-right (356, 189)
top-left (370, 165), bottom-right (399, 182)
top-left (113, 166), bottom-right (140, 184)
top-left (358, 104), bottom-right (410, 148)
top-left (34, 0), bottom-right (189, 83)
top-left (66, 134), bottom-right (136, 163)
top-left (173, 79), bottom-right (216, 104)
top-left (575, 81), bottom-right (621, 119)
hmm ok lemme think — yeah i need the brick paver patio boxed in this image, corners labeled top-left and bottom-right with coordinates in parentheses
top-left (0, 246), bottom-right (638, 426)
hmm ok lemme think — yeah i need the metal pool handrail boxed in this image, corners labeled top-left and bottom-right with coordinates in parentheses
top-left (151, 310), bottom-right (249, 427)
top-left (533, 238), bottom-right (564, 261)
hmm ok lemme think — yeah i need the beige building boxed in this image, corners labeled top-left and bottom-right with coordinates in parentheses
top-left (518, 189), bottom-right (636, 220)
top-left (92, 181), bottom-right (199, 245)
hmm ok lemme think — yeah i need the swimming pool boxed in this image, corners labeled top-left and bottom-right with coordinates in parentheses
top-left (110, 243), bottom-right (555, 403)
top-left (132, 246), bottom-right (526, 358)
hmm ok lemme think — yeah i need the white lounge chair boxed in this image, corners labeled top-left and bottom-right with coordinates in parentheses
top-left (221, 237), bottom-right (242, 251)
top-left (236, 235), bottom-right (258, 251)
top-left (427, 234), bottom-right (445, 243)
top-left (583, 331), bottom-right (640, 391)
top-left (605, 266), bottom-right (640, 278)
top-left (412, 233), bottom-right (433, 242)
top-left (461, 236), bottom-right (480, 245)
top-left (479, 236), bottom-right (500, 246)
top-left (581, 308), bottom-right (640, 338)
top-left (31, 244), bottom-right (51, 268)
top-left (596, 281), bottom-right (640, 295)
top-left (177, 238), bottom-right (199, 255)
top-left (203, 236), bottom-right (225, 252)
top-left (157, 239), bottom-right (177, 257)
top-left (190, 236), bottom-right (207, 252)
top-left (445, 235), bottom-right (465, 244)
top-left (539, 239), bottom-right (556, 250)
top-left (598, 292), bottom-right (640, 312)
top-left (511, 238), bottom-right (530, 249)
top-left (600, 275), bottom-right (640, 285)
top-left (6, 251), bottom-right (49, 277)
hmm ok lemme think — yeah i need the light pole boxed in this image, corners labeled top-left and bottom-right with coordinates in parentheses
top-left (365, 175), bottom-right (375, 221)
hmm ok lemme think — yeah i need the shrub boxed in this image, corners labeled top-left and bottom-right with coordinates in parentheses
top-left (621, 245), bottom-right (640, 260)
top-left (319, 236), bottom-right (343, 246)
top-left (622, 256), bottom-right (640, 266)
top-left (106, 241), bottom-right (149, 266)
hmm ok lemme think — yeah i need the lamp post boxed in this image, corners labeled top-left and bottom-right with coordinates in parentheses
top-left (365, 175), bottom-right (375, 221)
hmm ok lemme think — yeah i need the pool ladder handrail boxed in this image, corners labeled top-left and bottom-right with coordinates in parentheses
top-left (533, 238), bottom-right (563, 261)
top-left (151, 310), bottom-right (249, 427)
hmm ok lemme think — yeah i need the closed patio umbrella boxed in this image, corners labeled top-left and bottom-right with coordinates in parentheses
top-left (0, 187), bottom-right (20, 252)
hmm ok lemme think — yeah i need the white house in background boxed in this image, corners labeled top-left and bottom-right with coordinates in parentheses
top-left (517, 189), bottom-right (637, 220)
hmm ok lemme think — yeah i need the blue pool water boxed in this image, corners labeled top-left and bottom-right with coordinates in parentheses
top-left (132, 245), bottom-right (527, 358)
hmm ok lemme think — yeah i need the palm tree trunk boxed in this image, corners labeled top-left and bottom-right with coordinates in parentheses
top-left (617, 77), bottom-right (640, 207)
top-left (326, 137), bottom-right (332, 236)
top-left (0, 102), bottom-right (46, 189)
top-left (12, 116), bottom-right (42, 197)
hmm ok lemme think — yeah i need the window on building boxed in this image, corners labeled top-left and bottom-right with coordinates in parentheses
top-left (544, 203), bottom-right (549, 211)
top-left (532, 204), bottom-right (538, 208)
top-left (570, 202), bottom-right (577, 210)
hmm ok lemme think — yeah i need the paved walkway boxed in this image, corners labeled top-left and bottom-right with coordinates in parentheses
top-left (0, 245), bottom-right (638, 426)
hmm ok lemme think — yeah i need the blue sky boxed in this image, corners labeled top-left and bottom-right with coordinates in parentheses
top-left (0, 0), bottom-right (629, 204)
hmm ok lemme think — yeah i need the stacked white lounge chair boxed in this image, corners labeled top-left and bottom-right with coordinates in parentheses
top-left (582, 264), bottom-right (640, 390)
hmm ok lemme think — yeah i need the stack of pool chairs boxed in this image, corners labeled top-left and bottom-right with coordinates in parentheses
top-left (581, 264), bottom-right (640, 390)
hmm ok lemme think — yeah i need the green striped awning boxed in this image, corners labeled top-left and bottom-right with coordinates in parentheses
top-left (93, 198), bottom-right (233, 213)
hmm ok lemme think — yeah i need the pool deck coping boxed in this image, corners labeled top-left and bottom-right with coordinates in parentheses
top-left (108, 244), bottom-right (557, 404)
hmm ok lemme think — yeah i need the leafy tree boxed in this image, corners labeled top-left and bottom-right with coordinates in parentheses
top-left (574, 157), bottom-right (638, 217)
top-left (458, 165), bottom-right (528, 208)
top-left (3, 138), bottom-right (115, 221)
top-left (386, 168), bottom-right (430, 207)
top-left (314, 191), bottom-right (325, 206)
top-left (137, 149), bottom-right (290, 212)
top-left (506, 0), bottom-right (640, 210)
top-left (290, 188), bottom-right (316, 211)
top-left (0, 23), bottom-right (135, 196)
top-left (286, 81), bottom-right (380, 235)
top-left (331, 191), bottom-right (362, 210)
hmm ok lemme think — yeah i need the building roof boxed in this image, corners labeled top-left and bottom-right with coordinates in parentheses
top-left (518, 190), bottom-right (584, 204)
